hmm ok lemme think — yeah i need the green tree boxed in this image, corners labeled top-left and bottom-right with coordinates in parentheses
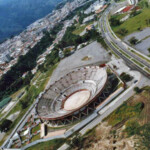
top-left (0, 119), bottom-right (12, 132)
top-left (110, 16), bottom-right (121, 26)
top-left (23, 71), bottom-right (33, 85)
top-left (139, 123), bottom-right (150, 149)
top-left (120, 72), bottom-right (133, 82)
top-left (125, 120), bottom-right (140, 136)
top-left (148, 47), bottom-right (150, 53)
top-left (129, 37), bottom-right (138, 45)
top-left (63, 49), bottom-right (71, 57)
top-left (134, 87), bottom-right (142, 94)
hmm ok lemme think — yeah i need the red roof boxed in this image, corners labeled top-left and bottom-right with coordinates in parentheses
top-left (122, 6), bottom-right (133, 13)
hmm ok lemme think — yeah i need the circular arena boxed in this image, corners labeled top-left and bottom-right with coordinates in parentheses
top-left (36, 66), bottom-right (112, 125)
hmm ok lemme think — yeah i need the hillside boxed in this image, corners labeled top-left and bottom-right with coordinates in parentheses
top-left (0, 0), bottom-right (63, 41)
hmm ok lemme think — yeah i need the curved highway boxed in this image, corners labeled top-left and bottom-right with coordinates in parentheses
top-left (100, 3), bottom-right (150, 79)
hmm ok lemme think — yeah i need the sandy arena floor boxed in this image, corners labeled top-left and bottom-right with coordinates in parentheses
top-left (64, 90), bottom-right (90, 111)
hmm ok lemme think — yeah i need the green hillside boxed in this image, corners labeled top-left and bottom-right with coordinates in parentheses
top-left (112, 8), bottom-right (150, 38)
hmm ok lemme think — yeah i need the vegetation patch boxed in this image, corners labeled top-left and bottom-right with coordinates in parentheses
top-left (32, 124), bottom-right (40, 133)
top-left (26, 139), bottom-right (66, 150)
top-left (30, 134), bottom-right (40, 142)
top-left (111, 8), bottom-right (150, 38)
top-left (106, 101), bottom-right (143, 126)
top-left (0, 119), bottom-right (12, 132)
top-left (124, 119), bottom-right (140, 136)
top-left (129, 36), bottom-right (139, 45)
top-left (131, 59), bottom-right (144, 67)
top-left (130, 49), bottom-right (150, 63)
top-left (120, 72), bottom-right (133, 82)
top-left (82, 56), bottom-right (92, 61)
top-left (73, 21), bottom-right (94, 35)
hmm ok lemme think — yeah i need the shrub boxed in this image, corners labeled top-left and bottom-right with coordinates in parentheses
top-left (110, 16), bottom-right (121, 26)
top-left (125, 119), bottom-right (140, 136)
top-left (134, 87), bottom-right (142, 94)
top-left (120, 72), bottom-right (133, 82)
top-left (129, 37), bottom-right (138, 45)
top-left (0, 119), bottom-right (12, 132)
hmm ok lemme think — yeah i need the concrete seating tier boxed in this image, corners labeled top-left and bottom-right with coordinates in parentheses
top-left (37, 66), bottom-right (107, 120)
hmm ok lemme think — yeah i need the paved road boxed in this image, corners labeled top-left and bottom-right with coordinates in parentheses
top-left (99, 4), bottom-right (150, 79)
top-left (103, 4), bottom-right (150, 68)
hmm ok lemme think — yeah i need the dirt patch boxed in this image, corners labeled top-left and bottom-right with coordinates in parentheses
top-left (83, 122), bottom-right (136, 150)
top-left (82, 56), bottom-right (92, 61)
top-left (44, 129), bottom-right (66, 139)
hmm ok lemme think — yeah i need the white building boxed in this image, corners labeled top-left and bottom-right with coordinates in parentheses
top-left (127, 0), bottom-right (138, 5)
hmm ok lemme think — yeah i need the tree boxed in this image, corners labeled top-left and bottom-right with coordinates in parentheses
top-left (130, 10), bottom-right (141, 17)
top-left (120, 72), bottom-right (133, 82)
top-left (38, 64), bottom-right (47, 73)
top-left (145, 1), bottom-right (149, 8)
top-left (129, 37), bottom-right (138, 45)
top-left (97, 34), bottom-right (108, 49)
top-left (68, 134), bottom-right (84, 149)
top-left (148, 47), bottom-right (150, 53)
top-left (23, 71), bottom-right (33, 85)
top-left (137, 26), bottom-right (142, 31)
top-left (110, 16), bottom-right (121, 26)
top-left (134, 87), bottom-right (142, 94)
top-left (63, 49), bottom-right (71, 57)
top-left (20, 100), bottom-right (29, 109)
top-left (0, 119), bottom-right (12, 132)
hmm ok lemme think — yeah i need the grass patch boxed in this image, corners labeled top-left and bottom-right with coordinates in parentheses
top-left (131, 59), bottom-right (145, 68)
top-left (10, 87), bottom-right (25, 100)
top-left (110, 41), bottom-right (131, 58)
top-left (31, 134), bottom-right (40, 142)
top-left (73, 21), bottom-right (94, 35)
top-left (114, 13), bottom-right (128, 20)
top-left (32, 124), bottom-right (40, 133)
top-left (112, 8), bottom-right (150, 38)
top-left (106, 101), bottom-right (143, 126)
top-left (130, 49), bottom-right (150, 63)
top-left (124, 119), bottom-right (140, 136)
top-left (26, 139), bottom-right (65, 150)
top-left (144, 67), bottom-right (150, 73)
top-left (21, 135), bottom-right (27, 141)
top-left (119, 49), bottom-right (131, 59)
